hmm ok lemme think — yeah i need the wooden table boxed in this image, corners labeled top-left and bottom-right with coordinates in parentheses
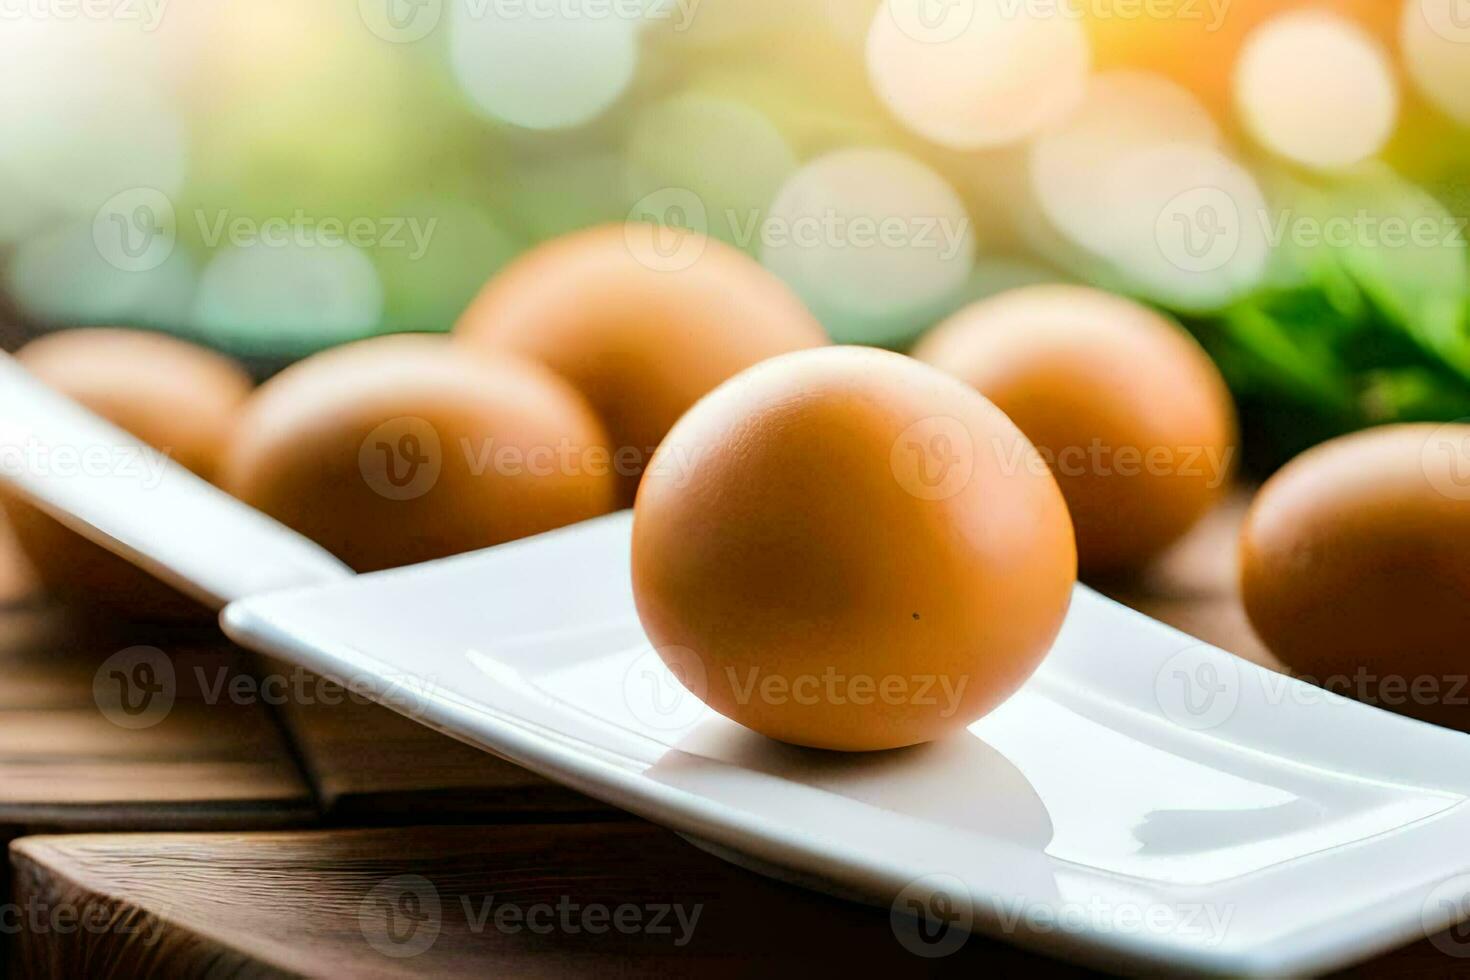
top-left (258, 657), bottom-right (606, 823)
top-left (3, 498), bottom-right (1465, 976)
top-left (0, 517), bottom-right (35, 608)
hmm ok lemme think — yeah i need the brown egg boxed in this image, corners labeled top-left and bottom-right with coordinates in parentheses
top-left (220, 335), bottom-right (616, 573)
top-left (632, 346), bottom-right (1077, 752)
top-left (914, 284), bottom-right (1237, 576)
top-left (1240, 423), bottom-right (1470, 731)
top-left (455, 224), bottom-right (828, 504)
top-left (1, 328), bottom-right (254, 620)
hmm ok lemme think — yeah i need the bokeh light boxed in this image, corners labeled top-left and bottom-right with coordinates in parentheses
top-left (193, 243), bottom-right (384, 354)
top-left (1031, 71), bottom-right (1220, 259)
top-left (866, 0), bottom-right (1090, 150)
top-left (0, 46), bottom-right (186, 220)
top-left (450, 0), bottom-right (640, 130)
top-left (1097, 142), bottom-right (1271, 313)
top-left (6, 220), bottom-right (196, 329)
top-left (623, 94), bottom-right (798, 250)
top-left (1235, 11), bottom-right (1398, 171)
top-left (0, 0), bottom-right (1464, 464)
top-left (761, 147), bottom-right (975, 346)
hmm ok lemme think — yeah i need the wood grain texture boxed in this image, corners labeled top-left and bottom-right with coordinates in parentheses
top-left (6, 490), bottom-right (1468, 976)
top-left (0, 611), bottom-right (312, 833)
top-left (10, 824), bottom-right (1095, 978)
top-left (13, 824), bottom-right (1464, 979)
top-left (257, 656), bottom-right (607, 822)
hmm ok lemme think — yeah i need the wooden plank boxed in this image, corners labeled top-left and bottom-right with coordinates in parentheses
top-left (0, 610), bottom-right (314, 834)
top-left (258, 660), bottom-right (609, 822)
top-left (10, 824), bottom-right (1096, 977)
top-left (0, 607), bottom-right (316, 966)
top-left (12, 825), bottom-right (1464, 977)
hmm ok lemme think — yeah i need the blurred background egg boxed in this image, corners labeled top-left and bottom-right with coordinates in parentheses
top-left (1240, 423), bottom-right (1470, 731)
top-left (455, 225), bottom-right (828, 504)
top-left (220, 335), bottom-right (616, 573)
top-left (914, 285), bottom-right (1237, 577)
top-left (0, 328), bottom-right (253, 619)
top-left (632, 347), bottom-right (1077, 752)
top-left (1, 0), bottom-right (1465, 491)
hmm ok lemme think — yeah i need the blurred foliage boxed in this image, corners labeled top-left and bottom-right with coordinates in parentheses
top-left (2, 0), bottom-right (1469, 472)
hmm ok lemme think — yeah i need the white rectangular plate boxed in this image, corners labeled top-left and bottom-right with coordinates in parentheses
top-left (223, 512), bottom-right (1470, 977)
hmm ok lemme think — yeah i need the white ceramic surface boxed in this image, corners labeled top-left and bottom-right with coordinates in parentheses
top-left (0, 353), bottom-right (351, 605)
top-left (4, 350), bottom-right (1470, 974)
top-left (222, 514), bottom-right (1470, 977)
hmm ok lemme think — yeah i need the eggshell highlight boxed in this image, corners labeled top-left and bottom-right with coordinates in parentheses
top-left (1, 328), bottom-right (253, 620)
top-left (221, 335), bottom-right (616, 573)
top-left (915, 284), bottom-right (1237, 576)
top-left (632, 346), bottom-right (1077, 752)
top-left (1240, 423), bottom-right (1470, 730)
top-left (455, 225), bottom-right (828, 503)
